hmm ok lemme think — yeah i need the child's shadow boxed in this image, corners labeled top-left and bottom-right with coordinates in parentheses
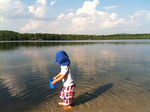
top-left (73, 83), bottom-right (113, 106)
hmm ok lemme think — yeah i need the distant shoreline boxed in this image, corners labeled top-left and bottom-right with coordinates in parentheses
top-left (1, 39), bottom-right (150, 43)
top-left (0, 30), bottom-right (150, 41)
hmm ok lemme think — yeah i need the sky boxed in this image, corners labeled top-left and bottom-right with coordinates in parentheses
top-left (0, 0), bottom-right (150, 35)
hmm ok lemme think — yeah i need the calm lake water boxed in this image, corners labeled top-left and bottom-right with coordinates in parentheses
top-left (0, 40), bottom-right (150, 112)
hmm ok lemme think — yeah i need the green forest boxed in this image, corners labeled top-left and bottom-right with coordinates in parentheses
top-left (0, 30), bottom-right (150, 41)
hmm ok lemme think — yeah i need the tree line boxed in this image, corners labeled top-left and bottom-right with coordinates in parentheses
top-left (0, 30), bottom-right (150, 41)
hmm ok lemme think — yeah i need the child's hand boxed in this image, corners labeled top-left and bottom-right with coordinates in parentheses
top-left (52, 81), bottom-right (56, 85)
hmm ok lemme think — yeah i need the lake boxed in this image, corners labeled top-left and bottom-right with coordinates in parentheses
top-left (0, 39), bottom-right (150, 112)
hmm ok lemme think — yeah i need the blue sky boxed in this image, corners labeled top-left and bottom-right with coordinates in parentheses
top-left (0, 0), bottom-right (150, 35)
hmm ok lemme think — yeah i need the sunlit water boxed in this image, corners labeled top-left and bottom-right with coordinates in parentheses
top-left (0, 40), bottom-right (150, 112)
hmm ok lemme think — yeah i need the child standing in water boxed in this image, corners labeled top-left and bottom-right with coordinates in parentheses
top-left (52, 50), bottom-right (76, 109)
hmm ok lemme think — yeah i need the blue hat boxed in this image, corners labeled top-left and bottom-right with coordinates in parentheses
top-left (53, 50), bottom-right (70, 66)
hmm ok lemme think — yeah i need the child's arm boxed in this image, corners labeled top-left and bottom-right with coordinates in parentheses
top-left (52, 72), bottom-right (65, 85)
top-left (53, 72), bottom-right (61, 79)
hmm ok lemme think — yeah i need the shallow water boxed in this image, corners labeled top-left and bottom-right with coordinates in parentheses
top-left (0, 40), bottom-right (150, 112)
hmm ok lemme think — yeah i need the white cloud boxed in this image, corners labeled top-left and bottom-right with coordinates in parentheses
top-left (123, 9), bottom-right (150, 33)
top-left (76, 0), bottom-right (99, 15)
top-left (58, 13), bottom-right (65, 20)
top-left (50, 21), bottom-right (59, 28)
top-left (48, 0), bottom-right (126, 34)
top-left (127, 15), bottom-right (134, 22)
top-left (104, 6), bottom-right (119, 10)
top-left (21, 20), bottom-right (43, 31)
top-left (65, 0), bottom-right (124, 33)
top-left (65, 13), bottom-right (74, 19)
top-left (50, 1), bottom-right (56, 6)
top-left (13, 1), bottom-right (24, 13)
top-left (101, 18), bottom-right (125, 29)
top-left (49, 13), bottom-right (65, 29)
top-left (2, 0), bottom-right (148, 34)
top-left (0, 0), bottom-right (24, 15)
top-left (0, 0), bottom-right (10, 11)
top-left (134, 10), bottom-right (147, 17)
top-left (66, 9), bottom-right (73, 12)
top-left (28, 0), bottom-right (47, 18)
top-left (110, 13), bottom-right (117, 20)
top-left (127, 10), bottom-right (148, 25)
top-left (146, 11), bottom-right (150, 21)
top-left (0, 0), bottom-right (25, 24)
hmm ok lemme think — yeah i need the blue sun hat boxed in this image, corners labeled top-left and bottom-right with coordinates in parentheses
top-left (53, 50), bottom-right (70, 65)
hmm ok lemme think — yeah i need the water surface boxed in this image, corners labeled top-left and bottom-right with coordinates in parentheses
top-left (0, 40), bottom-right (150, 112)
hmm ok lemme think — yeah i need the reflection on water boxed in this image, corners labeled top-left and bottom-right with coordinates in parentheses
top-left (0, 40), bottom-right (150, 112)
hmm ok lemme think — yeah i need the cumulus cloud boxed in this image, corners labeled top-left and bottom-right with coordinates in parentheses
top-left (134, 10), bottom-right (147, 17)
top-left (28, 0), bottom-right (47, 18)
top-left (47, 0), bottom-right (150, 35)
top-left (104, 6), bottom-right (119, 10)
top-left (21, 20), bottom-right (43, 31)
top-left (127, 10), bottom-right (148, 24)
top-left (50, 1), bottom-right (56, 6)
top-left (76, 0), bottom-right (100, 15)
top-left (0, 0), bottom-right (24, 16)
top-left (101, 17), bottom-right (125, 29)
top-left (146, 11), bottom-right (150, 21)
top-left (8, 0), bottom-right (148, 34)
top-left (58, 13), bottom-right (65, 20)
top-left (124, 9), bottom-right (150, 33)
top-left (13, 1), bottom-right (24, 13)
top-left (53, 0), bottom-right (125, 33)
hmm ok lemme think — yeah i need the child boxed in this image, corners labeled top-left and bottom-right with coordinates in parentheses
top-left (52, 50), bottom-right (76, 109)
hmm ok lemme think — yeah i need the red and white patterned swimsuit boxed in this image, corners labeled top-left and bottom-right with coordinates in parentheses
top-left (60, 84), bottom-right (76, 105)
